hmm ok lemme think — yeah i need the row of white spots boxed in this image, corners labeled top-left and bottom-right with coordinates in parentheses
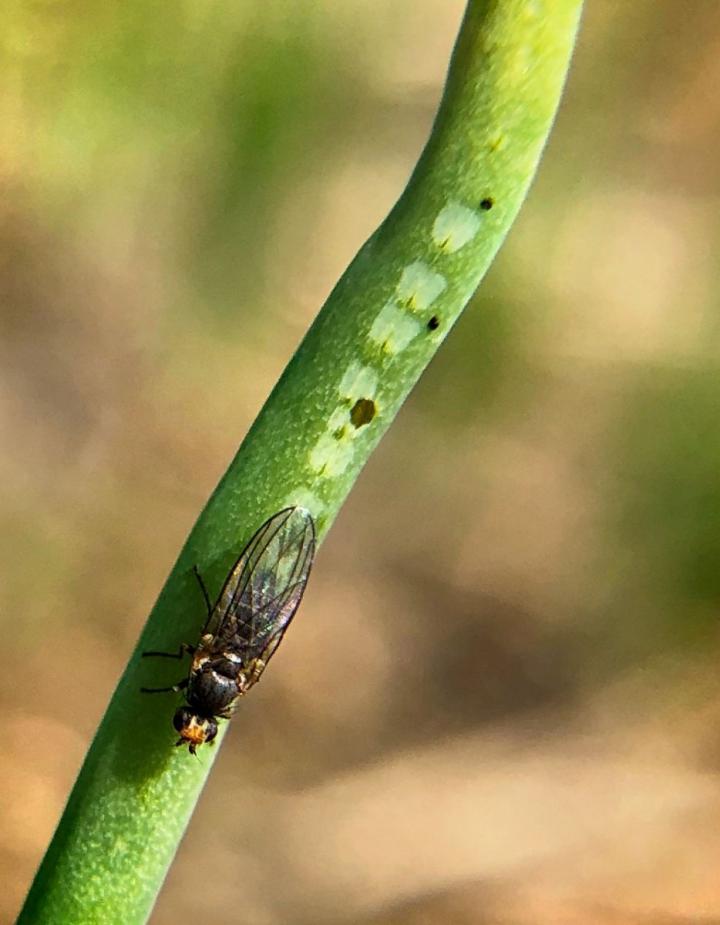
top-left (304, 359), bottom-right (382, 483)
top-left (368, 260), bottom-right (448, 355)
top-left (299, 198), bottom-right (485, 506)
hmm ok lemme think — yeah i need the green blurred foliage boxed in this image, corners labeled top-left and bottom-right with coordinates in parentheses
top-left (612, 367), bottom-right (720, 638)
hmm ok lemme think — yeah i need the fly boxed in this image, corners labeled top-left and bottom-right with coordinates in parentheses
top-left (141, 506), bottom-right (316, 754)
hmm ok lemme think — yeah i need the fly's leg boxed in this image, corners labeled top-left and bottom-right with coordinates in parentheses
top-left (249, 658), bottom-right (267, 685)
top-left (193, 565), bottom-right (213, 619)
top-left (217, 704), bottom-right (236, 720)
top-left (142, 643), bottom-right (195, 660)
top-left (140, 678), bottom-right (189, 695)
top-left (237, 659), bottom-right (267, 695)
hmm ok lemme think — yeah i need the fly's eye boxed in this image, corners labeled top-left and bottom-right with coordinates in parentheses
top-left (173, 707), bottom-right (193, 733)
top-left (205, 720), bottom-right (218, 743)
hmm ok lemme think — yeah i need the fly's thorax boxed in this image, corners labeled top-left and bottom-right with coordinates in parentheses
top-left (212, 652), bottom-right (244, 678)
top-left (187, 656), bottom-right (242, 715)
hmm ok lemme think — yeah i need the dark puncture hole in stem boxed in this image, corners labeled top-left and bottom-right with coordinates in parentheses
top-left (427, 315), bottom-right (440, 331)
top-left (480, 197), bottom-right (494, 211)
top-left (350, 398), bottom-right (376, 428)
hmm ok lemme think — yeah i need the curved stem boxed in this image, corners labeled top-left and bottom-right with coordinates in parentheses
top-left (18, 2), bottom-right (584, 923)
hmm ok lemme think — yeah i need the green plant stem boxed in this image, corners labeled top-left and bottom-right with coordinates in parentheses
top-left (19, 2), bottom-right (583, 922)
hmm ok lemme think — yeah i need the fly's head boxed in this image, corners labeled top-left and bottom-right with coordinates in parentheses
top-left (173, 706), bottom-right (218, 755)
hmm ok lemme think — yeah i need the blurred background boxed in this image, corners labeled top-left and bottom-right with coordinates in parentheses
top-left (3, 1), bottom-right (720, 922)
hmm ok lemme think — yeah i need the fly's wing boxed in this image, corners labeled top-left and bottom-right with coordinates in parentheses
top-left (211, 507), bottom-right (316, 666)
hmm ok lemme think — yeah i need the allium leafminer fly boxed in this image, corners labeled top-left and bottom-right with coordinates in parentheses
top-left (141, 506), bottom-right (316, 754)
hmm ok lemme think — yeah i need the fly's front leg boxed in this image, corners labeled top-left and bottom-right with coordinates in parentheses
top-left (141, 677), bottom-right (189, 695)
top-left (141, 643), bottom-right (195, 660)
top-left (193, 565), bottom-right (213, 620)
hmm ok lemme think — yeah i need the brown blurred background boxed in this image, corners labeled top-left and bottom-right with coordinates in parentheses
top-left (3, 1), bottom-right (720, 922)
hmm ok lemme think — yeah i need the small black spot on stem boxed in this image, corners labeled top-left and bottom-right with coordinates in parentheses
top-left (350, 398), bottom-right (376, 428)
top-left (480, 197), bottom-right (494, 211)
top-left (427, 315), bottom-right (440, 331)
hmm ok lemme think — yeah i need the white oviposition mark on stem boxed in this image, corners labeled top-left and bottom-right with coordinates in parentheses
top-left (396, 261), bottom-right (447, 310)
top-left (368, 301), bottom-right (423, 354)
top-left (338, 361), bottom-right (379, 402)
top-left (432, 203), bottom-right (482, 254)
top-left (283, 488), bottom-right (324, 517)
top-left (308, 432), bottom-right (355, 477)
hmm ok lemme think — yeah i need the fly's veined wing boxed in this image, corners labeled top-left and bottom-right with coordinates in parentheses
top-left (211, 507), bottom-right (316, 661)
